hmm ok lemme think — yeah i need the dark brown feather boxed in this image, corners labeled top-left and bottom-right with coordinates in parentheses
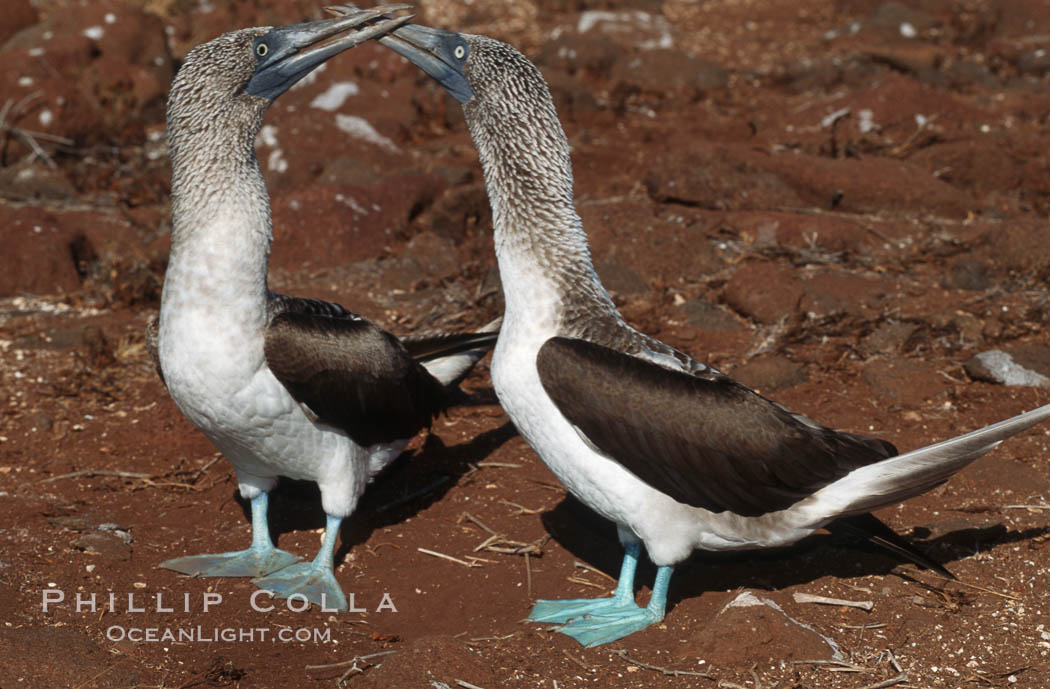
top-left (264, 310), bottom-right (448, 447)
top-left (537, 336), bottom-right (898, 516)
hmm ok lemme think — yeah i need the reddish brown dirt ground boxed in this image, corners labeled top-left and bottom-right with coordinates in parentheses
top-left (4, 0), bottom-right (1050, 687)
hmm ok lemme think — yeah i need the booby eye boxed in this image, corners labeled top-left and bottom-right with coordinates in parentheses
top-left (453, 44), bottom-right (466, 60)
top-left (256, 43), bottom-right (268, 57)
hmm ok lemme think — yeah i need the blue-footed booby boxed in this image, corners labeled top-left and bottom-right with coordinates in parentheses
top-left (342, 11), bottom-right (1050, 646)
top-left (150, 6), bottom-right (500, 612)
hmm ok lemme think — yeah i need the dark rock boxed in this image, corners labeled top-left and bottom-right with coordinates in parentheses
top-left (413, 183), bottom-right (491, 242)
top-left (862, 321), bottom-right (921, 356)
top-left (945, 258), bottom-right (991, 291)
top-left (644, 145), bottom-right (804, 211)
top-left (861, 359), bottom-right (950, 408)
top-left (678, 299), bottom-right (746, 331)
top-left (317, 158), bottom-right (378, 187)
top-left (724, 263), bottom-right (804, 325)
top-left (402, 231), bottom-right (461, 282)
top-left (0, 204), bottom-right (83, 297)
top-left (611, 49), bottom-right (728, 100)
top-left (866, 1), bottom-right (941, 37)
top-left (1018, 48), bottom-right (1050, 76)
top-left (542, 69), bottom-right (602, 115)
top-left (595, 260), bottom-right (648, 296)
top-left (74, 532), bottom-right (132, 562)
top-left (0, 160), bottom-right (77, 201)
top-left (732, 355), bottom-right (807, 393)
top-left (801, 272), bottom-right (891, 321)
top-left (0, 0), bottom-right (37, 47)
top-left (535, 34), bottom-right (621, 77)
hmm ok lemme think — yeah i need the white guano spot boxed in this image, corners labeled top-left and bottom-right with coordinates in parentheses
top-left (38, 109), bottom-right (53, 127)
top-left (858, 108), bottom-right (877, 133)
top-left (28, 47), bottom-right (45, 56)
top-left (83, 26), bottom-right (104, 40)
top-left (256, 124), bottom-right (279, 148)
top-left (267, 149), bottom-right (288, 173)
top-left (334, 114), bottom-right (400, 153)
top-left (17, 76), bottom-right (33, 87)
top-left (309, 81), bottom-right (359, 111)
top-left (820, 106), bottom-right (850, 128)
top-left (577, 10), bottom-right (672, 49)
top-left (899, 22), bottom-right (917, 38)
top-left (104, 12), bottom-right (117, 24)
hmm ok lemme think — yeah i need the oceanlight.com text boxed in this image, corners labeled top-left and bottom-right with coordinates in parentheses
top-left (105, 625), bottom-right (332, 643)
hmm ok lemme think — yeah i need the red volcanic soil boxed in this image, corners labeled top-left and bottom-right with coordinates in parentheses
top-left (3, 1), bottom-right (1050, 687)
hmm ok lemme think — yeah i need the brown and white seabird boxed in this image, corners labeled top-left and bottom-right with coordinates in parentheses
top-left (149, 5), bottom-right (499, 612)
top-left (338, 11), bottom-right (1050, 645)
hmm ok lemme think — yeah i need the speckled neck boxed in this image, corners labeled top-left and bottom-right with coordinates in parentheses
top-left (463, 81), bottom-right (619, 334)
top-left (161, 70), bottom-right (274, 335)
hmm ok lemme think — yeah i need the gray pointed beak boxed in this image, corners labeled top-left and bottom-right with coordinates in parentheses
top-left (327, 5), bottom-right (474, 104)
top-left (246, 4), bottom-right (413, 100)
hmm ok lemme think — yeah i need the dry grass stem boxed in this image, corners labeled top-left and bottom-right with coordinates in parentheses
top-left (567, 576), bottom-right (607, 590)
top-left (499, 498), bottom-right (544, 514)
top-left (856, 673), bottom-right (908, 689)
top-left (612, 649), bottom-right (713, 678)
top-left (573, 561), bottom-right (617, 584)
top-left (793, 592), bottom-right (874, 611)
top-left (562, 649), bottom-right (590, 671)
top-left (39, 469), bottom-right (151, 483)
top-left (418, 547), bottom-right (481, 568)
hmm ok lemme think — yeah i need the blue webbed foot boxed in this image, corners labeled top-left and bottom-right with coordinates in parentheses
top-left (532, 562), bottom-right (674, 647)
top-left (254, 562), bottom-right (348, 612)
top-left (529, 597), bottom-right (636, 624)
top-left (254, 513), bottom-right (347, 611)
top-left (161, 492), bottom-right (298, 577)
top-left (160, 547), bottom-right (300, 578)
top-left (554, 604), bottom-right (663, 647)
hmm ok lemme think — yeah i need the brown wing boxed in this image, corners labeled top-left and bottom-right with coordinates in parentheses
top-left (265, 308), bottom-right (448, 447)
top-left (537, 337), bottom-right (896, 516)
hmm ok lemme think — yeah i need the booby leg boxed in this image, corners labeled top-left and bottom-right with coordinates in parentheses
top-left (555, 565), bottom-right (672, 647)
top-left (253, 514), bottom-right (348, 612)
top-left (160, 492), bottom-right (301, 577)
top-left (529, 542), bottom-right (642, 623)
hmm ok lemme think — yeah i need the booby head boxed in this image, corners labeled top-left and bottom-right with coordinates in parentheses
top-left (168, 6), bottom-right (411, 127)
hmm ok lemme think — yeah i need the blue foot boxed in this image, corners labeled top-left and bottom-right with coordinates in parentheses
top-left (254, 513), bottom-right (347, 611)
top-left (530, 597), bottom-right (637, 624)
top-left (555, 604), bottom-right (663, 647)
top-left (531, 542), bottom-right (643, 624)
top-left (254, 562), bottom-right (348, 611)
top-left (161, 492), bottom-right (298, 577)
top-left (160, 547), bottom-right (300, 578)
top-left (534, 561), bottom-right (674, 647)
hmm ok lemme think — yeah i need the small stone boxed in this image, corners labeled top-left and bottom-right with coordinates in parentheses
top-left (964, 349), bottom-right (1050, 388)
top-left (74, 533), bottom-right (131, 562)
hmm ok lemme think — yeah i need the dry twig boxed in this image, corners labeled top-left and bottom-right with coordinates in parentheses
top-left (418, 547), bottom-right (481, 568)
top-left (612, 649), bottom-right (713, 679)
top-left (39, 469), bottom-right (151, 484)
